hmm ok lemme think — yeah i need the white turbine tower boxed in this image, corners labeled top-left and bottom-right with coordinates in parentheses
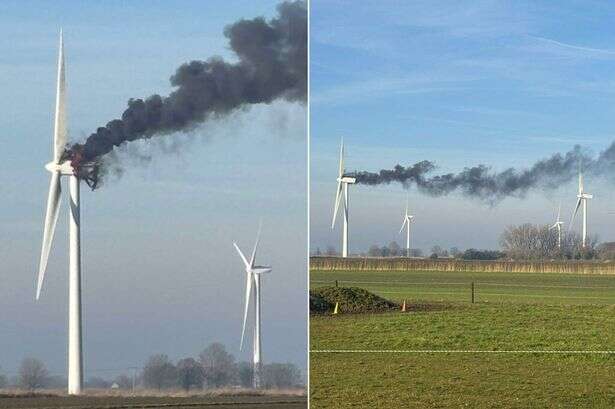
top-left (234, 224), bottom-right (271, 389)
top-left (549, 203), bottom-right (564, 249)
top-left (36, 30), bottom-right (84, 395)
top-left (399, 197), bottom-right (415, 257)
top-left (331, 139), bottom-right (356, 257)
top-left (571, 170), bottom-right (593, 248)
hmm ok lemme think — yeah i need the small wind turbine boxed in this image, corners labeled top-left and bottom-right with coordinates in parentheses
top-left (399, 197), bottom-right (415, 257)
top-left (571, 170), bottom-right (593, 248)
top-left (331, 138), bottom-right (356, 257)
top-left (36, 30), bottom-right (85, 395)
top-left (549, 203), bottom-right (564, 249)
top-left (233, 224), bottom-right (271, 389)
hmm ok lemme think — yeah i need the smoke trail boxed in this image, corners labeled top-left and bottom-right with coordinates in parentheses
top-left (350, 143), bottom-right (615, 202)
top-left (66, 1), bottom-right (306, 189)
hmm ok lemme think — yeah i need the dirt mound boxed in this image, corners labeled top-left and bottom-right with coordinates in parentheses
top-left (310, 287), bottom-right (398, 314)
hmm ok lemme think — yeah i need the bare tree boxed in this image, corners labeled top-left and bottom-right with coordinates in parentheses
top-left (177, 358), bottom-right (205, 391)
top-left (388, 241), bottom-right (401, 257)
top-left (237, 361), bottom-right (253, 388)
top-left (262, 363), bottom-right (302, 389)
top-left (367, 245), bottom-right (381, 257)
top-left (409, 248), bottom-right (423, 257)
top-left (324, 245), bottom-right (337, 256)
top-left (199, 343), bottom-right (237, 388)
top-left (597, 242), bottom-right (615, 260)
top-left (113, 374), bottom-right (133, 389)
top-left (501, 223), bottom-right (598, 260)
top-left (142, 354), bottom-right (177, 390)
top-left (500, 224), bottom-right (557, 260)
top-left (86, 376), bottom-right (110, 389)
top-left (19, 358), bottom-right (49, 391)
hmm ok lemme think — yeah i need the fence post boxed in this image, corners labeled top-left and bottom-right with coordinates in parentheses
top-left (471, 281), bottom-right (475, 304)
top-left (335, 280), bottom-right (338, 288)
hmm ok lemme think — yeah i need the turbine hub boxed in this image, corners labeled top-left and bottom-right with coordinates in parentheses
top-left (45, 160), bottom-right (74, 175)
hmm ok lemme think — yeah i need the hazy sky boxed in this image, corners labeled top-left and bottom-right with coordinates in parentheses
top-left (311, 0), bottom-right (615, 254)
top-left (0, 1), bottom-right (306, 379)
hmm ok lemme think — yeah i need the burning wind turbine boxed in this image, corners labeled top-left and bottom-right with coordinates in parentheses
top-left (233, 224), bottom-right (272, 389)
top-left (570, 170), bottom-right (593, 248)
top-left (331, 139), bottom-right (356, 258)
top-left (60, 1), bottom-right (306, 190)
top-left (36, 31), bottom-right (85, 395)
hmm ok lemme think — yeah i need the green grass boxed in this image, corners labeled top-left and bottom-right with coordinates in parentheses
top-left (310, 270), bottom-right (615, 408)
top-left (311, 270), bottom-right (615, 305)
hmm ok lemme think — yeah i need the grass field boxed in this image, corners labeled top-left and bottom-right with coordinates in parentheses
top-left (0, 393), bottom-right (306, 409)
top-left (311, 270), bottom-right (615, 305)
top-left (310, 270), bottom-right (615, 408)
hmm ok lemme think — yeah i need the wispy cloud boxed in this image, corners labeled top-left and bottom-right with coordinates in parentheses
top-left (525, 35), bottom-right (615, 59)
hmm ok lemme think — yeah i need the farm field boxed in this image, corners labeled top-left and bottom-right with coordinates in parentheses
top-left (311, 269), bottom-right (615, 305)
top-left (310, 269), bottom-right (615, 408)
top-left (0, 393), bottom-right (307, 409)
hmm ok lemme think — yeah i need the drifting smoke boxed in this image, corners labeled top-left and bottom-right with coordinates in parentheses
top-left (65, 1), bottom-right (307, 189)
top-left (350, 142), bottom-right (615, 203)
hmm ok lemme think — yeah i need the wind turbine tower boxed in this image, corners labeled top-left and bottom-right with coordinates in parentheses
top-left (549, 204), bottom-right (564, 249)
top-left (331, 139), bottom-right (356, 257)
top-left (399, 197), bottom-right (415, 257)
top-left (36, 30), bottom-right (84, 395)
top-left (234, 224), bottom-right (272, 389)
top-left (571, 170), bottom-right (593, 248)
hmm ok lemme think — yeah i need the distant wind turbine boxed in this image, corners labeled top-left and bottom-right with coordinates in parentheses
top-left (570, 170), bottom-right (593, 248)
top-left (331, 138), bottom-right (356, 257)
top-left (399, 197), bottom-right (415, 257)
top-left (36, 30), bottom-right (85, 395)
top-left (549, 203), bottom-right (564, 249)
top-left (233, 223), bottom-right (271, 389)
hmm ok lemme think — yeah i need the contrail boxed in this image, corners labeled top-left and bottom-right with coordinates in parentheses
top-left (66, 1), bottom-right (307, 189)
top-left (350, 142), bottom-right (615, 203)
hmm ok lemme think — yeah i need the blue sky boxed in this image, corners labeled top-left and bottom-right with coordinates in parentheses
top-left (0, 1), bottom-right (306, 379)
top-left (311, 0), bottom-right (615, 254)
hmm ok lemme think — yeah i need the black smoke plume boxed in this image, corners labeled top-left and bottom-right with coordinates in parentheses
top-left (350, 142), bottom-right (615, 203)
top-left (65, 1), bottom-right (306, 189)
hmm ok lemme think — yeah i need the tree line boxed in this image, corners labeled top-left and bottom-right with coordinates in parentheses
top-left (314, 223), bottom-right (615, 261)
top-left (0, 342), bottom-right (302, 392)
top-left (312, 242), bottom-right (504, 260)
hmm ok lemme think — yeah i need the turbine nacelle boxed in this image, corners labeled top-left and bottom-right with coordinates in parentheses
top-left (338, 176), bottom-right (356, 184)
top-left (45, 160), bottom-right (74, 175)
top-left (578, 193), bottom-right (593, 199)
top-left (252, 267), bottom-right (272, 274)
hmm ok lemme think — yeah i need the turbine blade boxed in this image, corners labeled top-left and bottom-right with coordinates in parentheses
top-left (249, 221), bottom-right (262, 268)
top-left (570, 197), bottom-right (582, 227)
top-left (53, 30), bottom-right (67, 163)
top-left (233, 243), bottom-right (250, 269)
top-left (557, 203), bottom-right (561, 222)
top-left (240, 272), bottom-right (253, 351)
top-left (399, 218), bottom-right (407, 234)
top-left (331, 179), bottom-right (343, 228)
top-left (36, 172), bottom-right (62, 299)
